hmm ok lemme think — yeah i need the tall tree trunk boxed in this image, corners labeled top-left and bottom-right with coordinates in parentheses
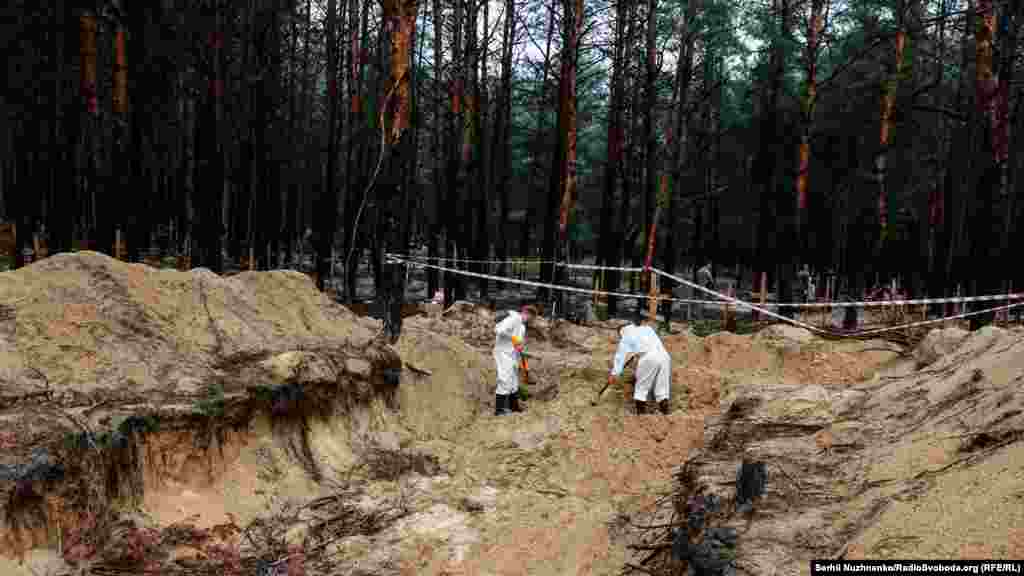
top-left (521, 0), bottom-right (557, 290)
top-left (196, 0), bottom-right (225, 273)
top-left (469, 0), bottom-right (489, 299)
top-left (754, 0), bottom-right (791, 319)
top-left (125, 3), bottom-right (147, 264)
top-left (796, 0), bottom-right (825, 278)
top-left (616, 0), bottom-right (640, 314)
top-left (969, 0), bottom-right (1000, 328)
top-left (639, 0), bottom-right (658, 320)
top-left (661, 0), bottom-right (698, 322)
top-left (234, 0), bottom-right (256, 267)
top-left (377, 0), bottom-right (419, 341)
top-left (264, 7), bottom-right (283, 269)
top-left (998, 3), bottom-right (1022, 283)
top-left (600, 0), bottom-right (628, 317)
top-left (427, 0), bottom-right (444, 299)
top-left (317, 0), bottom-right (340, 291)
top-left (492, 0), bottom-right (515, 289)
top-left (444, 0), bottom-right (466, 305)
top-left (343, 0), bottom-right (365, 301)
top-left (875, 0), bottom-right (907, 286)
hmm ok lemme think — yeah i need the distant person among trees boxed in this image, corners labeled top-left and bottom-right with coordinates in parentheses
top-left (697, 262), bottom-right (715, 292)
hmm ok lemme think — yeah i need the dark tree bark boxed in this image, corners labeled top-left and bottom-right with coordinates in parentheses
top-left (599, 0), bottom-right (627, 318)
top-left (492, 0), bottom-right (515, 288)
top-left (317, 0), bottom-right (340, 291)
top-left (427, 0), bottom-right (444, 299)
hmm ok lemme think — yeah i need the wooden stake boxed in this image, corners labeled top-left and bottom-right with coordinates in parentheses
top-left (648, 271), bottom-right (658, 323)
top-left (720, 281), bottom-right (728, 327)
top-left (1003, 280), bottom-right (1012, 325)
top-left (759, 272), bottom-right (768, 319)
top-left (249, 244), bottom-right (255, 271)
top-left (32, 233), bottom-right (41, 261)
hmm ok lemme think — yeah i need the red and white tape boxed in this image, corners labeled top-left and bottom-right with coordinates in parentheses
top-left (391, 255), bottom-right (1021, 338)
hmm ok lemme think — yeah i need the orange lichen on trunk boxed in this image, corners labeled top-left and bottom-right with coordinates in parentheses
top-left (558, 0), bottom-right (585, 236)
top-left (80, 13), bottom-right (98, 114)
top-left (385, 0), bottom-right (418, 145)
top-left (113, 28), bottom-right (128, 115)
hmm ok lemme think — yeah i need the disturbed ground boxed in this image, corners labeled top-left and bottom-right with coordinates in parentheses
top-left (0, 253), bottom-right (1021, 575)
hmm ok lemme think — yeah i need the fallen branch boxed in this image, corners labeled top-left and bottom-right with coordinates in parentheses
top-left (404, 361), bottom-right (432, 376)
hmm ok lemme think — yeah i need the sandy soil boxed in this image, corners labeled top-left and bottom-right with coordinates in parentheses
top-left (3, 254), bottom-right (1020, 576)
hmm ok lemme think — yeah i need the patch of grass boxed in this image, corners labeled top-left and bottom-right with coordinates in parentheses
top-left (688, 316), bottom-right (763, 337)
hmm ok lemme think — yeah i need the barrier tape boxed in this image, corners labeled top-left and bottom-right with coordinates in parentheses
top-left (389, 256), bottom-right (669, 303)
top-left (651, 268), bottom-right (1024, 337)
top-left (757, 293), bottom-right (1024, 308)
top-left (388, 253), bottom-right (558, 265)
top-left (650, 268), bottom-right (832, 334)
top-left (392, 255), bottom-right (836, 335)
top-left (392, 253), bottom-right (1023, 309)
top-left (389, 252), bottom-right (645, 272)
top-left (850, 300), bottom-right (1024, 336)
top-left (392, 255), bottom-right (1022, 337)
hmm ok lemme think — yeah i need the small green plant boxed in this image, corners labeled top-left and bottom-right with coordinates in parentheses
top-left (197, 383), bottom-right (226, 418)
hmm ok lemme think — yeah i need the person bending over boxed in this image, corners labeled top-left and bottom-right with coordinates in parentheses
top-left (608, 317), bottom-right (673, 415)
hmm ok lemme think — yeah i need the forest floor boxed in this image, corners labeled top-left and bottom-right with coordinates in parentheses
top-left (0, 252), bottom-right (1022, 575)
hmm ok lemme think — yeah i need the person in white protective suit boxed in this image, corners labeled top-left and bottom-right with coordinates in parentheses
top-left (493, 304), bottom-right (537, 416)
top-left (607, 318), bottom-right (673, 415)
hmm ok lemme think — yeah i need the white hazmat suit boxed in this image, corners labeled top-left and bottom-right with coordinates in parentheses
top-left (611, 324), bottom-right (671, 402)
top-left (494, 311), bottom-right (526, 396)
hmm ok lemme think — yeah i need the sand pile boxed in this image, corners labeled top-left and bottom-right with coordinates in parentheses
top-left (0, 252), bottom-right (489, 574)
top-left (628, 325), bottom-right (1024, 574)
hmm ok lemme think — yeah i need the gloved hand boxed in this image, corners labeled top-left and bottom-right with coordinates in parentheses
top-left (607, 374), bottom-right (617, 388)
top-left (511, 335), bottom-right (524, 353)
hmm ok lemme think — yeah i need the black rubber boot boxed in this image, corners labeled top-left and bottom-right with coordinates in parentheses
top-left (509, 390), bottom-right (525, 412)
top-left (658, 399), bottom-right (671, 415)
top-left (635, 400), bottom-right (647, 415)
top-left (495, 394), bottom-right (509, 416)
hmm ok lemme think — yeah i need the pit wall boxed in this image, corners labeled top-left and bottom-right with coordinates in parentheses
top-left (0, 384), bottom-right (405, 563)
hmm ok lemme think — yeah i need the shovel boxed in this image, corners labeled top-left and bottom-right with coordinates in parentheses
top-left (592, 354), bottom-right (638, 406)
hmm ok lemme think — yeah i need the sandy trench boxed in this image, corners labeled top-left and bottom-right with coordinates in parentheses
top-left (8, 254), bottom-right (1017, 575)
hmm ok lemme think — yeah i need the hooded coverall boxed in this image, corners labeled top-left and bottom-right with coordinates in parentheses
top-left (611, 325), bottom-right (671, 402)
top-left (494, 311), bottom-right (526, 396)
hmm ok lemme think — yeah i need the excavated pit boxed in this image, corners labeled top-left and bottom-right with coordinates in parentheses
top-left (4, 252), bottom-right (1022, 575)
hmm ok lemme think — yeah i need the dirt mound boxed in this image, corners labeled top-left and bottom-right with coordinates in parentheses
top-left (914, 326), bottom-right (969, 367)
top-left (0, 252), bottom-right (487, 572)
top-left (394, 320), bottom-right (492, 439)
top-left (0, 251), bottom-right (379, 397)
top-left (5, 254), bottom-right (995, 575)
top-left (627, 325), bottom-right (1024, 574)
